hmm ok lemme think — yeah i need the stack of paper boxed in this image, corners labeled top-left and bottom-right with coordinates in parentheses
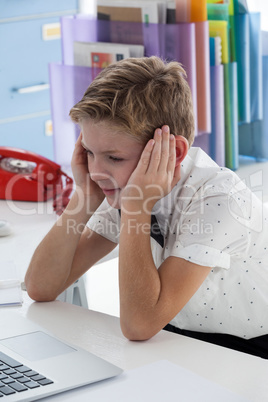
top-left (0, 261), bottom-right (22, 307)
top-left (97, 0), bottom-right (167, 24)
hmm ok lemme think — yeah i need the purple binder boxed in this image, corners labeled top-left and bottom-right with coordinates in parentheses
top-left (209, 65), bottom-right (225, 166)
top-left (49, 63), bottom-right (101, 166)
top-left (60, 16), bottom-right (198, 132)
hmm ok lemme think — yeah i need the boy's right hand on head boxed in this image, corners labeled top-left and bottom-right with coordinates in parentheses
top-left (71, 133), bottom-right (105, 206)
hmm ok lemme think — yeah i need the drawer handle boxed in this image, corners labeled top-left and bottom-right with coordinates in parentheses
top-left (14, 83), bottom-right (50, 94)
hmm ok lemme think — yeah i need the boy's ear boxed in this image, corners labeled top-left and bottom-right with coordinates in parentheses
top-left (175, 135), bottom-right (189, 167)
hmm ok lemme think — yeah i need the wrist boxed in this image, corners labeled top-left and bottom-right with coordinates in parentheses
top-left (120, 207), bottom-right (152, 240)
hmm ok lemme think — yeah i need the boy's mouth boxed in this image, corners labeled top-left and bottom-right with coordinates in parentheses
top-left (101, 188), bottom-right (120, 196)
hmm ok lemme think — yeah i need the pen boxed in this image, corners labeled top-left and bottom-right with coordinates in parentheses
top-left (0, 280), bottom-right (21, 289)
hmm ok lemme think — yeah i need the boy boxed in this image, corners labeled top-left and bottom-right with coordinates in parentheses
top-left (25, 57), bottom-right (268, 358)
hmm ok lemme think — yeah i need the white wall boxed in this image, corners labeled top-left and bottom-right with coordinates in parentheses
top-left (247, 0), bottom-right (268, 30)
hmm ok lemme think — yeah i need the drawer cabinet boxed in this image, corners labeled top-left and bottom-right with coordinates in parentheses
top-left (0, 0), bottom-right (78, 159)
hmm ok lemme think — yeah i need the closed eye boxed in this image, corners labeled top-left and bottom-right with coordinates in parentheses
top-left (86, 149), bottom-right (93, 156)
top-left (86, 151), bottom-right (123, 162)
top-left (109, 156), bottom-right (123, 162)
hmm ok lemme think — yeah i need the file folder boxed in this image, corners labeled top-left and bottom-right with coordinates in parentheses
top-left (49, 63), bottom-right (100, 166)
top-left (249, 13), bottom-right (263, 121)
top-left (239, 56), bottom-right (268, 161)
top-left (210, 64), bottom-right (225, 166)
top-left (224, 62), bottom-right (239, 170)
top-left (235, 13), bottom-right (250, 123)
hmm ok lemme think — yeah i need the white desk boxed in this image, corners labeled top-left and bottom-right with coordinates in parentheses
top-left (7, 294), bottom-right (268, 402)
top-left (1, 199), bottom-right (268, 401)
top-left (0, 199), bottom-right (120, 314)
top-left (0, 199), bottom-right (57, 281)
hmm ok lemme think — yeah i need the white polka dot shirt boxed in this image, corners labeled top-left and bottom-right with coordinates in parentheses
top-left (87, 147), bottom-right (268, 339)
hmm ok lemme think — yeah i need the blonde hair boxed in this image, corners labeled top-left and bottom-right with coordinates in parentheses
top-left (69, 56), bottom-right (195, 146)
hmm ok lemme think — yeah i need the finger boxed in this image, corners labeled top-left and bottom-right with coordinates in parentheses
top-left (74, 133), bottom-right (85, 156)
top-left (157, 125), bottom-right (170, 172)
top-left (73, 134), bottom-right (88, 165)
top-left (75, 132), bottom-right (83, 146)
top-left (167, 134), bottom-right (176, 174)
top-left (135, 138), bottom-right (155, 174)
top-left (146, 128), bottom-right (162, 173)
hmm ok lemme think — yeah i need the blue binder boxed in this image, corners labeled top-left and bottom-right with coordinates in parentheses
top-left (249, 13), bottom-right (263, 121)
top-left (235, 13), bottom-right (250, 123)
top-left (239, 56), bottom-right (268, 161)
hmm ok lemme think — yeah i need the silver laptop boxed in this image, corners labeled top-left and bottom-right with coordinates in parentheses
top-left (0, 310), bottom-right (123, 401)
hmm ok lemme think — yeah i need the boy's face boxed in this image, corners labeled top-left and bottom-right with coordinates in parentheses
top-left (81, 119), bottom-right (144, 209)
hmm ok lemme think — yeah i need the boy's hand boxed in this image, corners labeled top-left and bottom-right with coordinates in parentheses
top-left (71, 133), bottom-right (104, 207)
top-left (121, 125), bottom-right (180, 214)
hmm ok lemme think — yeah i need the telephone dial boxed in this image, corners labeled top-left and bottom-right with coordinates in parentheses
top-left (0, 147), bottom-right (73, 214)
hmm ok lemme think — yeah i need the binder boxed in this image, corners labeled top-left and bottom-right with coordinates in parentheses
top-left (233, 0), bottom-right (249, 15)
top-left (235, 13), bottom-right (250, 123)
top-left (224, 62), bottom-right (239, 170)
top-left (239, 56), bottom-right (268, 161)
top-left (162, 23), bottom-right (198, 136)
top-left (175, 2), bottom-right (211, 135)
top-left (60, 15), bottom-right (198, 136)
top-left (190, 0), bottom-right (207, 23)
top-left (194, 21), bottom-right (211, 135)
top-left (61, 16), bottom-right (99, 65)
top-left (207, 3), bottom-right (229, 21)
top-left (249, 12), bottom-right (263, 121)
top-left (175, 0), bottom-right (190, 23)
top-left (210, 64), bottom-right (225, 166)
top-left (209, 20), bottom-right (229, 63)
top-left (210, 37), bottom-right (216, 66)
top-left (51, 9), bottom-right (265, 170)
top-left (49, 63), bottom-right (100, 166)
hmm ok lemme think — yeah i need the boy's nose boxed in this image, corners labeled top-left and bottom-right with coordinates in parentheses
top-left (88, 160), bottom-right (110, 182)
top-left (90, 171), bottom-right (111, 182)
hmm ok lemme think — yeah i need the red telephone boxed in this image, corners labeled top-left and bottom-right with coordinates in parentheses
top-left (0, 147), bottom-right (73, 214)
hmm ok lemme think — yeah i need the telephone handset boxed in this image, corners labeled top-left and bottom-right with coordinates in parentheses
top-left (0, 146), bottom-right (73, 214)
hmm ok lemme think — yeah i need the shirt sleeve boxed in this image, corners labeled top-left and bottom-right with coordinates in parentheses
top-left (86, 199), bottom-right (120, 244)
top-left (170, 186), bottom-right (253, 270)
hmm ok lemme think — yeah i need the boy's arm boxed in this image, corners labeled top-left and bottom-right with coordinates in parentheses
top-left (25, 190), bottom-right (117, 302)
top-left (119, 211), bottom-right (211, 340)
top-left (119, 126), bottom-right (211, 340)
top-left (25, 133), bottom-right (117, 302)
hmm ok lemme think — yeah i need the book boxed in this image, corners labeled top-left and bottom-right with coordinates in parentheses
top-left (166, 1), bottom-right (176, 24)
top-left (97, 0), bottom-right (168, 24)
top-left (74, 41), bottom-right (144, 68)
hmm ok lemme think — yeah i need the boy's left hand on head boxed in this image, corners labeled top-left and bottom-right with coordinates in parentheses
top-left (121, 125), bottom-right (180, 214)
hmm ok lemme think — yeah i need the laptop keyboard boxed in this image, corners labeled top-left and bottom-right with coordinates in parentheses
top-left (0, 351), bottom-right (53, 397)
